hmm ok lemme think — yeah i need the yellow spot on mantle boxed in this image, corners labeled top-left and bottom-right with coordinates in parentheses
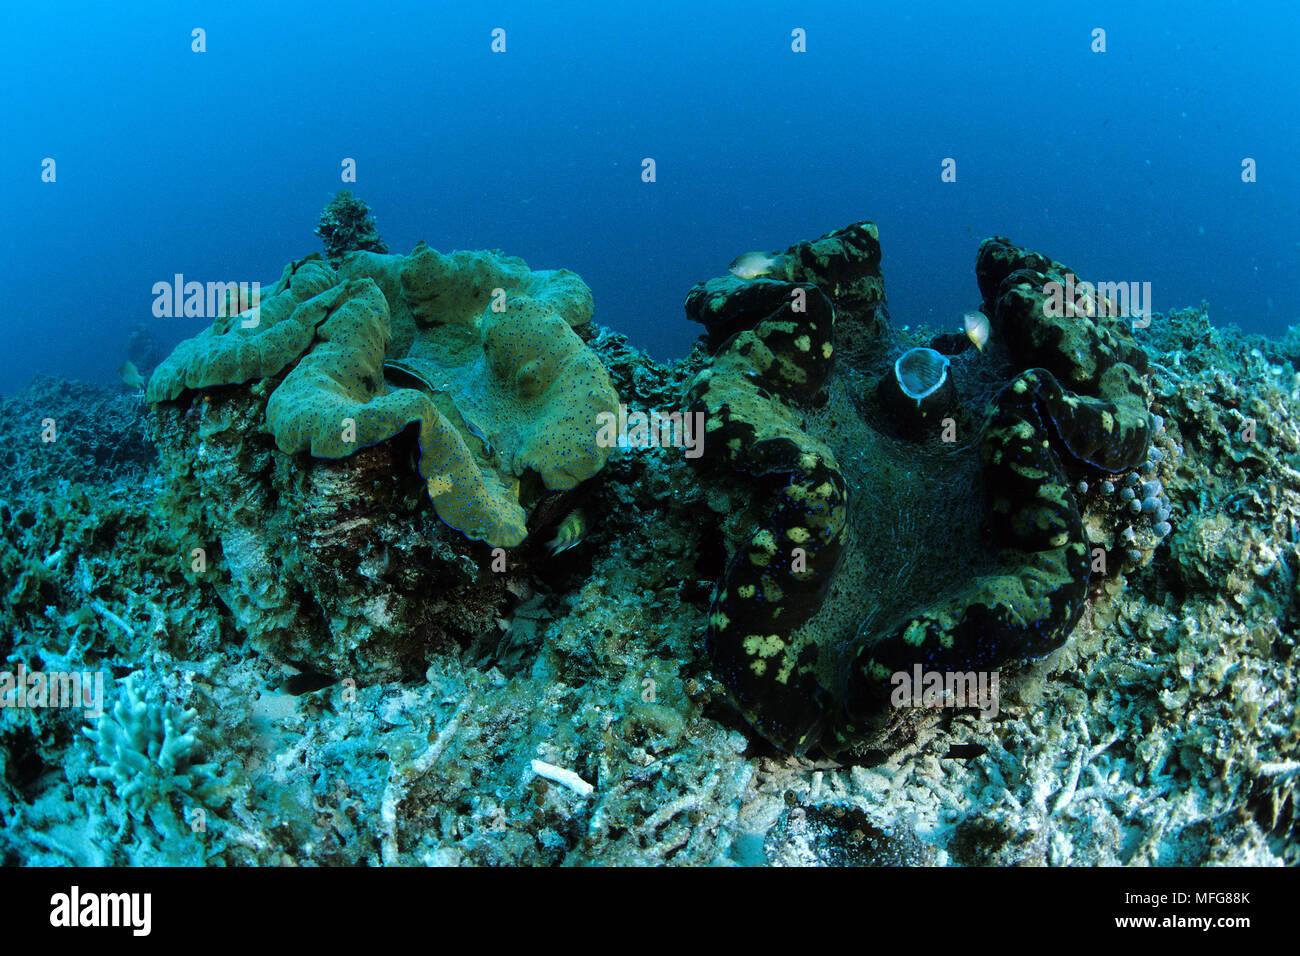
top-left (903, 619), bottom-right (928, 646)
top-left (743, 634), bottom-right (785, 658)
top-left (1010, 462), bottom-right (1048, 480)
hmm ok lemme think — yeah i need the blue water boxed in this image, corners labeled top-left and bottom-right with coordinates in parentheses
top-left (3, 0), bottom-right (1297, 395)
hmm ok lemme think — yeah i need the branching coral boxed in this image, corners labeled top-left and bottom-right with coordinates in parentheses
top-left (315, 189), bottom-right (389, 263)
top-left (83, 675), bottom-right (225, 825)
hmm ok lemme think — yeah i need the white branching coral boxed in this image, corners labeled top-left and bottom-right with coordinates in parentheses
top-left (83, 675), bottom-right (224, 821)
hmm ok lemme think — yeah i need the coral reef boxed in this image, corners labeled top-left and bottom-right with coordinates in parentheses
top-left (315, 189), bottom-right (389, 263)
top-left (0, 374), bottom-right (155, 501)
top-left (0, 215), bottom-right (1294, 868)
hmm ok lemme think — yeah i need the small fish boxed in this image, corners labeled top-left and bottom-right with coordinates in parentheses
top-left (118, 360), bottom-right (144, 390)
top-left (962, 310), bottom-right (990, 352)
top-left (546, 509), bottom-right (590, 555)
top-left (728, 251), bottom-right (782, 280)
